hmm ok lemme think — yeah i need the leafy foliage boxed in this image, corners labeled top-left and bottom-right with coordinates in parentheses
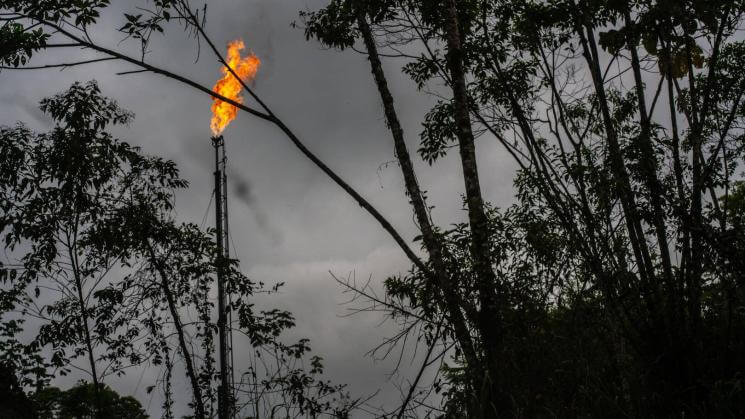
top-left (32, 382), bottom-right (149, 419)
top-left (0, 81), bottom-right (353, 418)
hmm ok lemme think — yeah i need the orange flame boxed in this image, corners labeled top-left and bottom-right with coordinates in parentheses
top-left (210, 39), bottom-right (261, 136)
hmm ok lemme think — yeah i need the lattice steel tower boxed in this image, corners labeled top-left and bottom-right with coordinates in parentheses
top-left (212, 135), bottom-right (234, 419)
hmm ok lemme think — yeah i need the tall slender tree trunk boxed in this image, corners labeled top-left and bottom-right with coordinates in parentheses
top-left (353, 1), bottom-right (480, 388)
top-left (442, 1), bottom-right (503, 416)
top-left (577, 21), bottom-right (657, 294)
top-left (71, 264), bottom-right (102, 419)
top-left (147, 243), bottom-right (207, 419)
top-left (67, 229), bottom-right (102, 419)
top-left (623, 15), bottom-right (690, 406)
top-left (624, 11), bottom-right (674, 295)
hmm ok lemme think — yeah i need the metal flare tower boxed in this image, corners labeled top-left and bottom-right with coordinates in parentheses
top-left (212, 135), bottom-right (234, 419)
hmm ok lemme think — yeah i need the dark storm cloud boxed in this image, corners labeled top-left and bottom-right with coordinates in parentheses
top-left (1, 0), bottom-right (518, 417)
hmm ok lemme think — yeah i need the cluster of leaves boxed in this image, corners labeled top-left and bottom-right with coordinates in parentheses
top-left (0, 22), bottom-right (47, 68)
top-left (0, 0), bottom-right (195, 65)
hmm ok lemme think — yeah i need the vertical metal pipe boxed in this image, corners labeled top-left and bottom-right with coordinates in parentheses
top-left (213, 136), bottom-right (229, 419)
top-left (222, 142), bottom-right (230, 268)
top-left (222, 143), bottom-right (237, 412)
top-left (221, 141), bottom-right (237, 414)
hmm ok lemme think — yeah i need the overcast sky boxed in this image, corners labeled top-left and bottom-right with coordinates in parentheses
top-left (0, 1), bottom-right (518, 416)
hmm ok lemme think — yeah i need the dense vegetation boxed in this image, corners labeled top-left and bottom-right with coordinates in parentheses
top-left (300, 1), bottom-right (745, 416)
top-left (1, 364), bottom-right (148, 419)
top-left (2, 0), bottom-right (745, 417)
top-left (0, 82), bottom-right (351, 418)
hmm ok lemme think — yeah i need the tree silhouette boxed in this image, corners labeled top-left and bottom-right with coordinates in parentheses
top-left (0, 82), bottom-right (355, 417)
top-left (32, 382), bottom-right (148, 419)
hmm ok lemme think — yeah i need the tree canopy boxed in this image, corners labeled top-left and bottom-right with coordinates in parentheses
top-left (33, 382), bottom-right (149, 419)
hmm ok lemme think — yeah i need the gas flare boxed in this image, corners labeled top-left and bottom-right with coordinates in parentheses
top-left (210, 39), bottom-right (261, 136)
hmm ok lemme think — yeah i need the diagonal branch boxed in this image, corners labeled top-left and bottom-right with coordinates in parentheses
top-left (171, 2), bottom-right (431, 275)
top-left (354, 1), bottom-right (479, 381)
top-left (0, 57), bottom-right (116, 70)
top-left (23, 15), bottom-right (429, 276)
